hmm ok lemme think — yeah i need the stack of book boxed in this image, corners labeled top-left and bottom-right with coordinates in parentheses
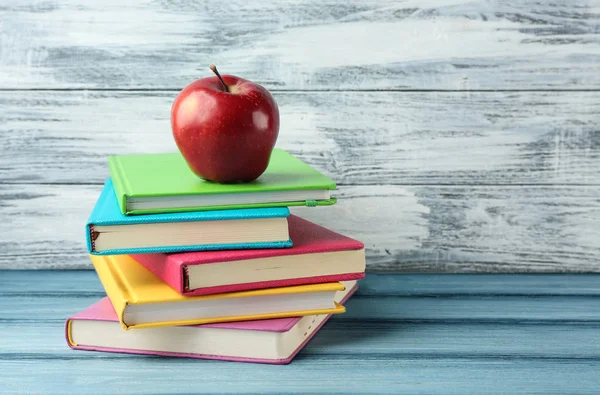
top-left (66, 149), bottom-right (366, 364)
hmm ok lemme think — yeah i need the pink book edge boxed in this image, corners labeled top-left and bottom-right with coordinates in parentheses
top-left (131, 215), bottom-right (365, 296)
top-left (65, 284), bottom-right (358, 364)
top-left (181, 272), bottom-right (365, 296)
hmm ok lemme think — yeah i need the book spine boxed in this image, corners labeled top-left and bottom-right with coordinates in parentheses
top-left (109, 258), bottom-right (137, 306)
top-left (183, 265), bottom-right (190, 292)
top-left (108, 156), bottom-right (132, 215)
top-left (87, 225), bottom-right (98, 252)
top-left (90, 255), bottom-right (130, 329)
top-left (85, 182), bottom-right (113, 252)
top-left (65, 319), bottom-right (77, 347)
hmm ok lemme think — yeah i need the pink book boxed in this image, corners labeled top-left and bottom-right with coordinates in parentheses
top-left (66, 281), bottom-right (358, 364)
top-left (131, 215), bottom-right (365, 296)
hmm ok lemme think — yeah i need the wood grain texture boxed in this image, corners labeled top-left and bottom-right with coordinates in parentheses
top-left (2, 183), bottom-right (599, 272)
top-left (1, 0), bottom-right (599, 90)
top-left (1, 90), bottom-right (599, 186)
top-left (3, 359), bottom-right (599, 395)
top-left (1, 0), bottom-right (599, 274)
top-left (1, 272), bottom-right (600, 394)
top-left (5, 271), bottom-right (600, 295)
top-left (4, 294), bottom-right (600, 323)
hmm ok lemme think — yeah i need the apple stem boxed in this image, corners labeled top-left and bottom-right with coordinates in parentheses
top-left (209, 64), bottom-right (229, 93)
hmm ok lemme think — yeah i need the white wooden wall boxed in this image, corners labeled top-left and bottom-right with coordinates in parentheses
top-left (1, 0), bottom-right (599, 271)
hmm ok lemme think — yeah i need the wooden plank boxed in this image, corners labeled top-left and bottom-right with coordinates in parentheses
top-left (4, 321), bottom-right (600, 359)
top-left (3, 273), bottom-right (600, 322)
top-left (1, 183), bottom-right (599, 272)
top-left (2, 274), bottom-right (600, 393)
top-left (1, 90), bottom-right (599, 186)
top-left (2, 358), bottom-right (599, 394)
top-left (0, 0), bottom-right (599, 90)
top-left (3, 294), bottom-right (600, 322)
top-left (3, 271), bottom-right (600, 296)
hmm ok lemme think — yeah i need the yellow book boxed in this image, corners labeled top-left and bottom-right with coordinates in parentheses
top-left (91, 255), bottom-right (346, 330)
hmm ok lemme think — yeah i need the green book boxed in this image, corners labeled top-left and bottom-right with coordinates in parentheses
top-left (108, 149), bottom-right (337, 215)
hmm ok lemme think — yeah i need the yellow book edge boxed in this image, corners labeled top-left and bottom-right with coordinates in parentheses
top-left (89, 254), bottom-right (347, 330)
top-left (124, 302), bottom-right (346, 330)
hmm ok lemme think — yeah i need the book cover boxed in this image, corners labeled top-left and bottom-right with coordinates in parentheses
top-left (132, 215), bottom-right (365, 296)
top-left (86, 179), bottom-right (292, 255)
top-left (65, 282), bottom-right (358, 364)
top-left (91, 254), bottom-right (345, 330)
top-left (108, 149), bottom-right (336, 214)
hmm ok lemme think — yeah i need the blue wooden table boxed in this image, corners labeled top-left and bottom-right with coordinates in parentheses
top-left (1, 271), bottom-right (599, 394)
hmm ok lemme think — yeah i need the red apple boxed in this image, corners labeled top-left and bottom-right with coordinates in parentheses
top-left (171, 65), bottom-right (280, 183)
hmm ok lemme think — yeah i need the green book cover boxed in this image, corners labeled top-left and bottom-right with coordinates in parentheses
top-left (108, 149), bottom-right (337, 215)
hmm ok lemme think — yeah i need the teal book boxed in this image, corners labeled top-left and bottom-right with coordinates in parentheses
top-left (108, 149), bottom-right (336, 215)
top-left (86, 179), bottom-right (292, 255)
